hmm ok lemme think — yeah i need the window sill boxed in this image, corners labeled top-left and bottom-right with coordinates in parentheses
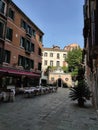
top-left (5, 38), bottom-right (12, 43)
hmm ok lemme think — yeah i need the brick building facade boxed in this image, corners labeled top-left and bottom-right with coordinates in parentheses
top-left (83, 0), bottom-right (98, 109)
top-left (0, 0), bottom-right (44, 89)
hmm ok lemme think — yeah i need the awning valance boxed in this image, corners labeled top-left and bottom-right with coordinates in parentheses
top-left (0, 67), bottom-right (40, 77)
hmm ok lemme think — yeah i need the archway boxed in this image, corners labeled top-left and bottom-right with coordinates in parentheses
top-left (58, 78), bottom-right (62, 87)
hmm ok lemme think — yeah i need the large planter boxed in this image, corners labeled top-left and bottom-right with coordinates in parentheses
top-left (69, 79), bottom-right (91, 107)
top-left (78, 98), bottom-right (85, 107)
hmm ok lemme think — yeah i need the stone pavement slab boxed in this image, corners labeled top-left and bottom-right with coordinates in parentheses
top-left (0, 88), bottom-right (98, 130)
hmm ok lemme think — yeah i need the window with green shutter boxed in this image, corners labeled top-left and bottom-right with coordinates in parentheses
top-left (38, 63), bottom-right (41, 70)
top-left (0, 21), bottom-right (4, 38)
top-left (6, 27), bottom-right (13, 41)
top-left (0, 0), bottom-right (6, 14)
top-left (9, 8), bottom-right (15, 20)
top-left (4, 50), bottom-right (11, 63)
top-left (20, 37), bottom-right (25, 48)
top-left (21, 19), bottom-right (26, 29)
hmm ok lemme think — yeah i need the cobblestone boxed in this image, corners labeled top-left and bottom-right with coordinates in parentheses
top-left (0, 88), bottom-right (98, 130)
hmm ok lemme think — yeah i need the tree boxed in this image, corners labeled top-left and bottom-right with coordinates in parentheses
top-left (62, 66), bottom-right (69, 73)
top-left (65, 48), bottom-right (82, 73)
top-left (45, 66), bottom-right (51, 76)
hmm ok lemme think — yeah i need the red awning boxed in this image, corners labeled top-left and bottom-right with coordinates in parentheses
top-left (0, 67), bottom-right (40, 77)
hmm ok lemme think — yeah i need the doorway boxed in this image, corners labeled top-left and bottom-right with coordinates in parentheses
top-left (58, 78), bottom-right (62, 87)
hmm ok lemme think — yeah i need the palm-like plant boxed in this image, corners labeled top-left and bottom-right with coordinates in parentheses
top-left (69, 80), bottom-right (91, 107)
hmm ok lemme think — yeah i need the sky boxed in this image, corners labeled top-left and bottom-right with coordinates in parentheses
top-left (12, 0), bottom-right (84, 49)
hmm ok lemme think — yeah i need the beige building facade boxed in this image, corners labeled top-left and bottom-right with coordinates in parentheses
top-left (41, 44), bottom-right (80, 87)
top-left (48, 71), bottom-right (72, 87)
top-left (41, 45), bottom-right (78, 87)
top-left (42, 45), bottom-right (68, 72)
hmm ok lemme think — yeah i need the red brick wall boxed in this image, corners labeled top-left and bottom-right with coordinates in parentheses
top-left (4, 2), bottom-right (43, 71)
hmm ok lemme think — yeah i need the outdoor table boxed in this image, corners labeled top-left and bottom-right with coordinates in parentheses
top-left (9, 89), bottom-right (15, 102)
top-left (1, 89), bottom-right (15, 102)
top-left (24, 88), bottom-right (35, 98)
top-left (34, 88), bottom-right (41, 95)
top-left (40, 87), bottom-right (47, 94)
top-left (49, 87), bottom-right (53, 92)
top-left (53, 87), bottom-right (58, 92)
top-left (1, 91), bottom-right (9, 102)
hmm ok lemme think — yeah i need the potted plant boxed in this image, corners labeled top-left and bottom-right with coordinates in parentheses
top-left (69, 80), bottom-right (91, 107)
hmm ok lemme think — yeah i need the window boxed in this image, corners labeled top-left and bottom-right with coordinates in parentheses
top-left (31, 43), bottom-right (35, 52)
top-left (21, 19), bottom-right (33, 37)
top-left (26, 25), bottom-right (32, 36)
top-left (50, 53), bottom-right (53, 57)
top-left (4, 50), bottom-right (10, 63)
top-left (0, 47), bottom-right (3, 64)
top-left (25, 39), bottom-right (31, 52)
top-left (0, 21), bottom-right (4, 38)
top-left (23, 58), bottom-right (34, 70)
top-left (20, 38), bottom-right (34, 53)
top-left (18, 55), bottom-right (24, 66)
top-left (20, 37), bottom-right (25, 48)
top-left (38, 48), bottom-right (41, 55)
top-left (57, 53), bottom-right (60, 59)
top-left (44, 52), bottom-right (48, 57)
top-left (42, 53), bottom-right (43, 56)
top-left (6, 27), bottom-right (13, 41)
top-left (39, 35), bottom-right (43, 42)
top-left (21, 19), bottom-right (26, 29)
top-left (56, 61), bottom-right (60, 67)
top-left (8, 8), bottom-right (15, 20)
top-left (0, 0), bottom-right (6, 14)
top-left (18, 55), bottom-right (34, 70)
top-left (32, 29), bottom-right (36, 38)
top-left (30, 60), bottom-right (34, 69)
top-left (38, 63), bottom-right (41, 71)
top-left (44, 60), bottom-right (47, 66)
top-left (65, 78), bottom-right (68, 81)
top-left (63, 54), bottom-right (66, 58)
top-left (51, 77), bottom-right (54, 81)
top-left (50, 60), bottom-right (53, 66)
top-left (25, 58), bottom-right (30, 69)
top-left (21, 19), bottom-right (32, 36)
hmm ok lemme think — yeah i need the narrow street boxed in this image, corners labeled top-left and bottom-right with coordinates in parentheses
top-left (0, 88), bottom-right (98, 130)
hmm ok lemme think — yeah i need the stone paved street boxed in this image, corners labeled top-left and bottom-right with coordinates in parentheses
top-left (0, 88), bottom-right (98, 130)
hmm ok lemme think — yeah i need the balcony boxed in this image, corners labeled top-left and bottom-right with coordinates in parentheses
top-left (26, 32), bottom-right (32, 38)
top-left (0, 35), bottom-right (5, 42)
top-left (3, 62), bottom-right (10, 67)
top-left (25, 49), bottom-right (31, 55)
top-left (26, 28), bottom-right (32, 38)
top-left (16, 65), bottom-right (24, 70)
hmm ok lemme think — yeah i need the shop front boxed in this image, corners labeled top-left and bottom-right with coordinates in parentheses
top-left (0, 67), bottom-right (41, 91)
